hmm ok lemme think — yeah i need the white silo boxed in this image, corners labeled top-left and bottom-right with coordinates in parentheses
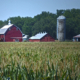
top-left (57, 15), bottom-right (66, 41)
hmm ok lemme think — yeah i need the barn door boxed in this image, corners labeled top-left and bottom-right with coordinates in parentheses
top-left (15, 39), bottom-right (19, 42)
top-left (13, 39), bottom-right (19, 42)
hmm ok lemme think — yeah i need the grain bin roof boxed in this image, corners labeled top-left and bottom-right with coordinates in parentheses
top-left (57, 15), bottom-right (66, 19)
top-left (29, 32), bottom-right (47, 39)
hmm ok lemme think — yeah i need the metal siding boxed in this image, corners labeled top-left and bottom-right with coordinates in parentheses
top-left (57, 19), bottom-right (58, 39)
top-left (57, 15), bottom-right (66, 41)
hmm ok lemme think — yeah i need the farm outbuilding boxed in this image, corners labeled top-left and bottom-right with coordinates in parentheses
top-left (29, 32), bottom-right (55, 42)
top-left (73, 34), bottom-right (80, 42)
top-left (22, 34), bottom-right (29, 42)
top-left (0, 20), bottom-right (22, 42)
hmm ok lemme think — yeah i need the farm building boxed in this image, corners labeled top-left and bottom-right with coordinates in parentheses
top-left (73, 34), bottom-right (80, 42)
top-left (29, 32), bottom-right (55, 42)
top-left (22, 34), bottom-right (29, 41)
top-left (0, 20), bottom-right (22, 42)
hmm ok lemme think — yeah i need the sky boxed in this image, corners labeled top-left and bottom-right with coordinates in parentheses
top-left (0, 0), bottom-right (80, 21)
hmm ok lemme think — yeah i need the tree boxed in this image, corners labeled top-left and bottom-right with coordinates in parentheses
top-left (0, 21), bottom-right (3, 28)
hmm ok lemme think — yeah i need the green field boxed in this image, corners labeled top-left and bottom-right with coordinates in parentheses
top-left (0, 42), bottom-right (80, 80)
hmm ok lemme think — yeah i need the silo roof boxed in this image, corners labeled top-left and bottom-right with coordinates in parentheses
top-left (57, 15), bottom-right (66, 19)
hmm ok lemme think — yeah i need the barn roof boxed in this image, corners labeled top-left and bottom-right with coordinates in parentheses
top-left (29, 32), bottom-right (47, 39)
top-left (1, 24), bottom-right (13, 29)
top-left (0, 24), bottom-right (23, 35)
top-left (0, 24), bottom-right (13, 34)
top-left (0, 28), bottom-right (7, 34)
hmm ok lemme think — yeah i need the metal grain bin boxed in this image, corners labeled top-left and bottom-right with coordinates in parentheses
top-left (57, 15), bottom-right (66, 41)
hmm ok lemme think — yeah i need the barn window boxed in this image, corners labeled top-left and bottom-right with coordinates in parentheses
top-left (9, 28), bottom-right (11, 30)
top-left (15, 39), bottom-right (19, 42)
top-left (16, 28), bottom-right (18, 31)
top-left (46, 35), bottom-right (48, 37)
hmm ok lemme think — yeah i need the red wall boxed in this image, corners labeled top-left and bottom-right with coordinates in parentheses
top-left (0, 35), bottom-right (5, 41)
top-left (0, 34), bottom-right (4, 38)
top-left (40, 34), bottom-right (55, 42)
top-left (29, 39), bottom-right (40, 42)
top-left (29, 34), bottom-right (55, 42)
top-left (5, 25), bottom-right (22, 42)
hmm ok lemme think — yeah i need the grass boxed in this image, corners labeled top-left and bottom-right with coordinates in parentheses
top-left (0, 42), bottom-right (80, 80)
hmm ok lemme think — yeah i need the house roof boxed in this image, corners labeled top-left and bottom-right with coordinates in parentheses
top-left (73, 34), bottom-right (80, 38)
top-left (29, 32), bottom-right (47, 39)
top-left (0, 24), bottom-right (13, 34)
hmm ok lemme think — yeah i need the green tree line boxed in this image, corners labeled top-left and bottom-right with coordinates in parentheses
top-left (0, 8), bottom-right (80, 40)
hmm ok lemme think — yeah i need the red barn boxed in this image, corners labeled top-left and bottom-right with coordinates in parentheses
top-left (0, 23), bottom-right (22, 42)
top-left (29, 32), bottom-right (55, 42)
